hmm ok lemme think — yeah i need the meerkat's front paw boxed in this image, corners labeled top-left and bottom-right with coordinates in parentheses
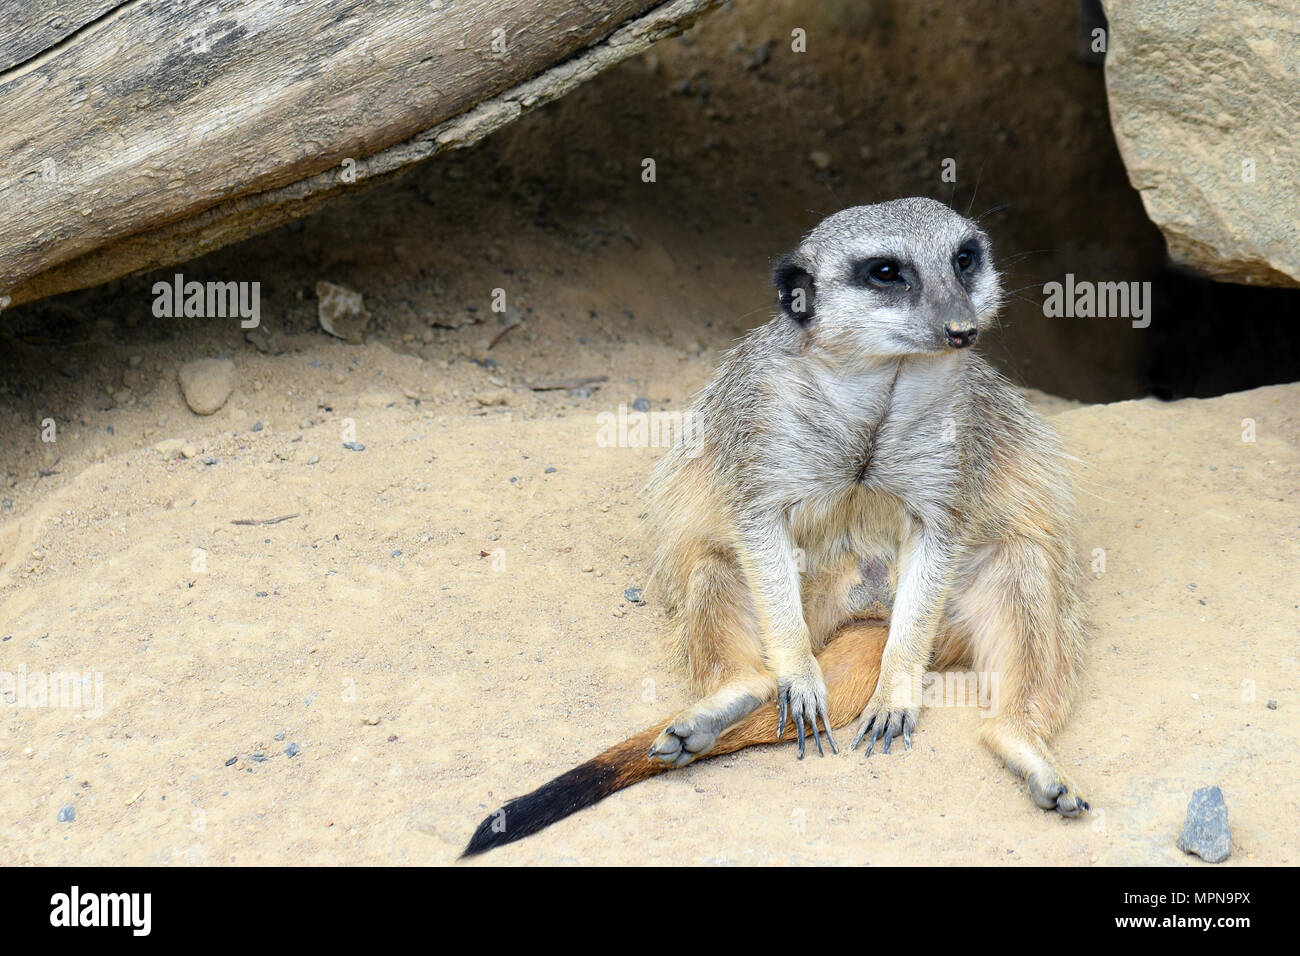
top-left (851, 691), bottom-right (916, 756)
top-left (1028, 773), bottom-right (1090, 818)
top-left (776, 661), bottom-right (837, 759)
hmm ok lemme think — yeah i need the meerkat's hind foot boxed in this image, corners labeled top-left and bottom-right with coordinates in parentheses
top-left (1027, 772), bottom-right (1090, 818)
top-left (649, 690), bottom-right (765, 768)
top-left (649, 716), bottom-right (717, 768)
top-left (982, 722), bottom-right (1089, 818)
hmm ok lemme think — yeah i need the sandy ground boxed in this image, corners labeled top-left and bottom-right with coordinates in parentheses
top-left (1, 0), bottom-right (1296, 868)
top-left (1, 322), bottom-right (1295, 864)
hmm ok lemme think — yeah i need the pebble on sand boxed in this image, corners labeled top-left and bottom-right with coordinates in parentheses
top-left (1176, 785), bottom-right (1231, 863)
top-left (153, 438), bottom-right (186, 458)
top-left (316, 281), bottom-right (368, 343)
top-left (178, 357), bottom-right (236, 415)
top-left (57, 805), bottom-right (75, 823)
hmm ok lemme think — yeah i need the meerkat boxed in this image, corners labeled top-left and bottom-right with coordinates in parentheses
top-left (464, 197), bottom-right (1089, 856)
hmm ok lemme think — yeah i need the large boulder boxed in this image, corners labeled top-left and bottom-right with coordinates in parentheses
top-left (1103, 0), bottom-right (1300, 287)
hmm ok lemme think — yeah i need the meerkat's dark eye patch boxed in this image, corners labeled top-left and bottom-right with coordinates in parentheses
top-left (851, 257), bottom-right (907, 288)
top-left (773, 252), bottom-right (816, 325)
top-left (954, 241), bottom-right (982, 275)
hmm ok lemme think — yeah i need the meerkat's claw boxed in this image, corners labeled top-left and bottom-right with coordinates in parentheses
top-left (852, 705), bottom-right (915, 756)
top-left (816, 700), bottom-right (838, 756)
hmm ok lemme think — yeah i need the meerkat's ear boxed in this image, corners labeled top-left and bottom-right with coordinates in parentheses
top-left (773, 251), bottom-right (815, 325)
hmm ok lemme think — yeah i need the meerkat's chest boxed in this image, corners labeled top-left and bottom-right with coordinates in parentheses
top-left (774, 396), bottom-right (963, 512)
top-left (784, 361), bottom-right (964, 491)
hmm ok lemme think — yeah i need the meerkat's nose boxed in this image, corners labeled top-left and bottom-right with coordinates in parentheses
top-left (944, 324), bottom-right (978, 349)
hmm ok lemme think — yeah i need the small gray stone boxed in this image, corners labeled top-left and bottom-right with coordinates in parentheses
top-left (624, 587), bottom-right (644, 604)
top-left (57, 805), bottom-right (75, 823)
top-left (631, 397), bottom-right (651, 412)
top-left (1267, 699), bottom-right (1278, 710)
top-left (1176, 786), bottom-right (1231, 863)
top-left (284, 742), bottom-right (301, 758)
top-left (342, 441), bottom-right (365, 452)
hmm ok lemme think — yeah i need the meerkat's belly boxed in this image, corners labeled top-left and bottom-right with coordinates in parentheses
top-left (789, 485), bottom-right (905, 643)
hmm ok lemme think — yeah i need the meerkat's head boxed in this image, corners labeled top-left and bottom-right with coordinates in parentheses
top-left (772, 197), bottom-right (1003, 361)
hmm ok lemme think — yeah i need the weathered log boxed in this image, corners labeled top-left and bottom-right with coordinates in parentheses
top-left (0, 0), bottom-right (723, 310)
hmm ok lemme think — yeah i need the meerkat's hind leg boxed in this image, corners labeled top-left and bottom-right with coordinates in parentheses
top-left (649, 673), bottom-right (775, 767)
top-left (952, 538), bottom-right (1090, 817)
top-left (649, 549), bottom-right (777, 767)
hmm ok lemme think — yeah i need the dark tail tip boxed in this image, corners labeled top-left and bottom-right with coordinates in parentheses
top-left (461, 758), bottom-right (619, 858)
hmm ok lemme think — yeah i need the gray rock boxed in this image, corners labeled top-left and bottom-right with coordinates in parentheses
top-left (631, 397), bottom-right (651, 412)
top-left (177, 358), bottom-right (236, 415)
top-left (1105, 1), bottom-right (1300, 287)
top-left (1176, 786), bottom-right (1231, 863)
top-left (57, 805), bottom-right (75, 823)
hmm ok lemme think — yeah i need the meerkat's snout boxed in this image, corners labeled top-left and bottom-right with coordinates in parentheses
top-left (944, 322), bottom-right (978, 349)
top-left (935, 291), bottom-right (980, 350)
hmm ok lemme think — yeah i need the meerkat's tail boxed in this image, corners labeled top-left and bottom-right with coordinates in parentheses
top-left (461, 621), bottom-right (888, 858)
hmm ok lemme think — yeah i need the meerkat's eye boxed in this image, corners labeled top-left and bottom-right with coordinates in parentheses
top-left (853, 258), bottom-right (905, 287)
top-left (955, 244), bottom-right (981, 274)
